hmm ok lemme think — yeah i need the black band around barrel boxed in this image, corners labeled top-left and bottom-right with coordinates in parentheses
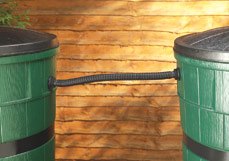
top-left (0, 125), bottom-right (54, 158)
top-left (183, 132), bottom-right (229, 161)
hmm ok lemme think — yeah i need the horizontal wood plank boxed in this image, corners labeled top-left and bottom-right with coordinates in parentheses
top-left (56, 96), bottom-right (180, 107)
top-left (30, 15), bottom-right (229, 33)
top-left (55, 121), bottom-right (182, 135)
top-left (23, 0), bottom-right (229, 1)
top-left (56, 45), bottom-right (175, 62)
top-left (56, 106), bottom-right (180, 121)
top-left (19, 1), bottom-right (229, 16)
top-left (43, 30), bottom-right (181, 46)
top-left (56, 134), bottom-right (182, 150)
top-left (55, 160), bottom-right (150, 161)
top-left (55, 160), bottom-right (143, 161)
top-left (56, 72), bottom-right (177, 84)
top-left (57, 60), bottom-right (177, 73)
top-left (56, 148), bottom-right (182, 160)
top-left (134, 1), bottom-right (229, 16)
top-left (56, 84), bottom-right (177, 97)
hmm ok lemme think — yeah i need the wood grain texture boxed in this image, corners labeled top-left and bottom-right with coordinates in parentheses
top-left (56, 84), bottom-right (177, 96)
top-left (56, 96), bottom-right (180, 107)
top-left (57, 45), bottom-right (175, 62)
top-left (19, 1), bottom-right (229, 16)
top-left (56, 148), bottom-right (182, 160)
top-left (56, 106), bottom-right (180, 121)
top-left (56, 134), bottom-right (182, 150)
top-left (43, 30), bottom-right (182, 46)
top-left (30, 15), bottom-right (229, 33)
top-left (55, 121), bottom-right (182, 135)
top-left (57, 60), bottom-right (177, 73)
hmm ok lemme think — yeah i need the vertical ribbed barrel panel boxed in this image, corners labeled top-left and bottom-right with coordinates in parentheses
top-left (0, 48), bottom-right (58, 161)
top-left (176, 53), bottom-right (229, 161)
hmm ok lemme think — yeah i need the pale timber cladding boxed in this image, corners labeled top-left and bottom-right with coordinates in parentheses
top-left (19, 0), bottom-right (229, 160)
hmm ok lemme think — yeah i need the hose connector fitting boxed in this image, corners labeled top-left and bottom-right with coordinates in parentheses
top-left (48, 76), bottom-right (56, 90)
top-left (174, 68), bottom-right (180, 80)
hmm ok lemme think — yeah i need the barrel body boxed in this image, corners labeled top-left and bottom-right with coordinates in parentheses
top-left (175, 53), bottom-right (229, 161)
top-left (0, 48), bottom-right (58, 161)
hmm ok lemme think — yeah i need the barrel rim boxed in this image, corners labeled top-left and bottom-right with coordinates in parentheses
top-left (174, 26), bottom-right (229, 63)
top-left (0, 26), bottom-right (59, 57)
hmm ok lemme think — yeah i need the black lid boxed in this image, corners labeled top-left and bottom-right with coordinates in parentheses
top-left (0, 26), bottom-right (59, 57)
top-left (174, 27), bottom-right (229, 62)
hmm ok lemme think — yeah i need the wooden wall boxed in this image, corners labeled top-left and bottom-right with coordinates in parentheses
top-left (19, 0), bottom-right (229, 160)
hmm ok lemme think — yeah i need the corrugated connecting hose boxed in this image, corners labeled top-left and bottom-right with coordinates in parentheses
top-left (48, 68), bottom-right (180, 90)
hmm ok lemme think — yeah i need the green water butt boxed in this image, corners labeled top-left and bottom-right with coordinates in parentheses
top-left (176, 53), bottom-right (229, 160)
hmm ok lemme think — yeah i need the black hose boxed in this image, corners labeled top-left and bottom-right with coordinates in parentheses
top-left (48, 68), bottom-right (180, 90)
